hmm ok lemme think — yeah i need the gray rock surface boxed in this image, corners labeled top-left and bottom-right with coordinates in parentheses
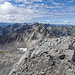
top-left (7, 36), bottom-right (75, 75)
top-left (0, 24), bottom-right (50, 51)
top-left (0, 50), bottom-right (25, 75)
top-left (0, 24), bottom-right (75, 75)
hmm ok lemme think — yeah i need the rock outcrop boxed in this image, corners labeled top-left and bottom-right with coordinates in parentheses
top-left (0, 23), bottom-right (75, 75)
top-left (8, 36), bottom-right (75, 75)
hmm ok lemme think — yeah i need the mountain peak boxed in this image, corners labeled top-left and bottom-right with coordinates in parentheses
top-left (0, 23), bottom-right (50, 50)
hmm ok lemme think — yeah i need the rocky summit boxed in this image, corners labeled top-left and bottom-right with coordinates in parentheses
top-left (0, 23), bottom-right (75, 75)
top-left (8, 36), bottom-right (75, 75)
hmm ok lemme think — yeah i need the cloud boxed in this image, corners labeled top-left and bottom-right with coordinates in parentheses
top-left (45, 5), bottom-right (55, 9)
top-left (68, 0), bottom-right (74, 3)
top-left (14, 0), bottom-right (42, 3)
top-left (68, 6), bottom-right (75, 11)
top-left (0, 2), bottom-right (18, 14)
top-left (45, 20), bottom-right (75, 24)
top-left (64, 21), bottom-right (69, 23)
top-left (15, 0), bottom-right (24, 2)
top-left (45, 4), bottom-right (63, 9)
top-left (0, 0), bottom-right (75, 23)
top-left (52, 2), bottom-right (61, 5)
top-left (0, 1), bottom-right (46, 23)
top-left (32, 0), bottom-right (42, 2)
top-left (15, 0), bottom-right (32, 4)
top-left (0, 2), bottom-right (35, 22)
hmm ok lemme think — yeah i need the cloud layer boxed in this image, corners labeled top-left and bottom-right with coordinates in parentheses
top-left (0, 0), bottom-right (75, 24)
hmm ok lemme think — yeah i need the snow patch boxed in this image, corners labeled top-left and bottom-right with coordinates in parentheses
top-left (18, 48), bottom-right (27, 52)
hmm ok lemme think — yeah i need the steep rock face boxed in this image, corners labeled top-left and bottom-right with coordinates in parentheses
top-left (0, 23), bottom-right (50, 50)
top-left (8, 36), bottom-right (75, 75)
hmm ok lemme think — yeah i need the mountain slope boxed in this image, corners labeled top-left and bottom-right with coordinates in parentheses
top-left (0, 23), bottom-right (75, 75)
top-left (0, 23), bottom-right (50, 50)
top-left (9, 36), bottom-right (75, 75)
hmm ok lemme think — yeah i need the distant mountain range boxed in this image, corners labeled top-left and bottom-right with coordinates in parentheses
top-left (0, 22), bottom-right (75, 27)
top-left (0, 23), bottom-right (14, 27)
top-left (0, 22), bottom-right (75, 37)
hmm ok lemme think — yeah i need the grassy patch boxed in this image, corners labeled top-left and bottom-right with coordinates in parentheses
top-left (0, 51), bottom-right (8, 53)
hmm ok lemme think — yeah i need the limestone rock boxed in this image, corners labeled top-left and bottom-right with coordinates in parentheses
top-left (8, 36), bottom-right (75, 75)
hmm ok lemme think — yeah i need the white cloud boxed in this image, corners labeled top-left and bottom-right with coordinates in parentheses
top-left (15, 0), bottom-right (42, 3)
top-left (64, 21), bottom-right (69, 23)
top-left (68, 0), bottom-right (74, 3)
top-left (15, 0), bottom-right (24, 2)
top-left (0, 0), bottom-right (6, 3)
top-left (45, 5), bottom-right (54, 9)
top-left (0, 0), bottom-right (75, 23)
top-left (45, 4), bottom-right (63, 9)
top-left (52, 2), bottom-right (60, 5)
top-left (0, 1), bottom-right (46, 23)
top-left (0, 2), bottom-right (17, 14)
top-left (32, 0), bottom-right (42, 2)
top-left (68, 6), bottom-right (75, 11)
top-left (0, 2), bottom-right (35, 22)
top-left (45, 20), bottom-right (75, 24)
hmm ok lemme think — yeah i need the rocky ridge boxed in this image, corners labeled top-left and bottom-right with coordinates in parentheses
top-left (0, 23), bottom-right (75, 75)
top-left (0, 23), bottom-right (50, 50)
top-left (9, 36), bottom-right (75, 75)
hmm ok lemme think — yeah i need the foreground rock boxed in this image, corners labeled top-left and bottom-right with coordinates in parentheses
top-left (8, 36), bottom-right (75, 75)
top-left (0, 50), bottom-right (25, 75)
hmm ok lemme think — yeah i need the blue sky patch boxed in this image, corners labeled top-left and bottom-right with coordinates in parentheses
top-left (0, 0), bottom-right (75, 25)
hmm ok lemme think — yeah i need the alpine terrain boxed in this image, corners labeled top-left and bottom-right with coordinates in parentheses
top-left (0, 23), bottom-right (75, 75)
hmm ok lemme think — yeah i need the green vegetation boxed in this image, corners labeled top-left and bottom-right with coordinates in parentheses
top-left (50, 26), bottom-right (75, 37)
top-left (0, 51), bottom-right (8, 53)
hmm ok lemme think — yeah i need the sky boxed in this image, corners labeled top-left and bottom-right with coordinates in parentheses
top-left (0, 0), bottom-right (75, 25)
